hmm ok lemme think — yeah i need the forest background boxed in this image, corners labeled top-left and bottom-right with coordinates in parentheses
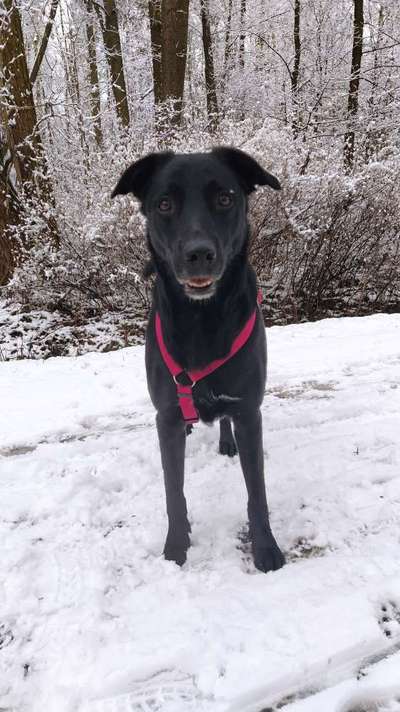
top-left (1, 0), bottom-right (399, 359)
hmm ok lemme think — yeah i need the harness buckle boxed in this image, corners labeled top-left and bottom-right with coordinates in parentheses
top-left (173, 371), bottom-right (196, 388)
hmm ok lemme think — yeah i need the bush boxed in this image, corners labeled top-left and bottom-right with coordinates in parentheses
top-left (4, 119), bottom-right (400, 358)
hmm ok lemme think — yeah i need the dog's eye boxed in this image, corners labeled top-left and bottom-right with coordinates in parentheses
top-left (158, 197), bottom-right (173, 214)
top-left (217, 191), bottom-right (234, 208)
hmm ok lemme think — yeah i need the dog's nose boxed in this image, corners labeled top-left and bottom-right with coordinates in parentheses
top-left (184, 243), bottom-right (216, 268)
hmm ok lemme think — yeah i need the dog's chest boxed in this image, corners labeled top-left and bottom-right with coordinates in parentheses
top-left (193, 382), bottom-right (241, 423)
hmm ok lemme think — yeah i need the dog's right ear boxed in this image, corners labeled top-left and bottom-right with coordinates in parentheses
top-left (111, 152), bottom-right (174, 203)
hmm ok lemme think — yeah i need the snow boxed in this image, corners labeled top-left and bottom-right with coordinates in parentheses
top-left (1, 313), bottom-right (400, 712)
top-left (0, 303), bottom-right (145, 360)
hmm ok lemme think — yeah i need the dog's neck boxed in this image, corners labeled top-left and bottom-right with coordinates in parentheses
top-left (150, 240), bottom-right (257, 371)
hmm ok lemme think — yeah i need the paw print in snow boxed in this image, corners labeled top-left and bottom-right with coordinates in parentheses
top-left (0, 623), bottom-right (14, 649)
top-left (378, 600), bottom-right (400, 638)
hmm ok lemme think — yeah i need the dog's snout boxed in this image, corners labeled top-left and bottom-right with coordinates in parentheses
top-left (184, 243), bottom-right (216, 268)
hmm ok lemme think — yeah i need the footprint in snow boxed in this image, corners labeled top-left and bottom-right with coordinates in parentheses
top-left (338, 689), bottom-right (400, 712)
top-left (286, 536), bottom-right (327, 562)
top-left (267, 379), bottom-right (336, 401)
top-left (0, 623), bottom-right (14, 649)
top-left (377, 600), bottom-right (400, 639)
top-left (78, 676), bottom-right (204, 712)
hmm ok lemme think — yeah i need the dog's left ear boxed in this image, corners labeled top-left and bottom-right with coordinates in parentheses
top-left (212, 147), bottom-right (281, 194)
top-left (111, 151), bottom-right (174, 203)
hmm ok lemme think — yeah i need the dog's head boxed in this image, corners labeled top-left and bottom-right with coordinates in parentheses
top-left (112, 147), bottom-right (280, 301)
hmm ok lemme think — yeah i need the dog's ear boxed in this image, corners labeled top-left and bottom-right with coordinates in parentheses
top-left (212, 147), bottom-right (281, 194)
top-left (111, 151), bottom-right (174, 202)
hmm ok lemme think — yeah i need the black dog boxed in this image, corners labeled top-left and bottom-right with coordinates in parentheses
top-left (112, 147), bottom-right (285, 573)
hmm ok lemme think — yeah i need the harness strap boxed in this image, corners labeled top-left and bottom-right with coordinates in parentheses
top-left (155, 290), bottom-right (262, 424)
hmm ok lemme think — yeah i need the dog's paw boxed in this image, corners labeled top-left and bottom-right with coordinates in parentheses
top-left (163, 531), bottom-right (190, 567)
top-left (253, 540), bottom-right (285, 573)
top-left (219, 440), bottom-right (237, 457)
top-left (164, 545), bottom-right (188, 567)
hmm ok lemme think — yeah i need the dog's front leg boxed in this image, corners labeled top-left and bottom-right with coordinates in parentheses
top-left (219, 417), bottom-right (237, 457)
top-left (156, 413), bottom-right (191, 566)
top-left (233, 409), bottom-right (285, 573)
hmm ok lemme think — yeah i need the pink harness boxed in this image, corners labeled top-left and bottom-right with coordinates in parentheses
top-left (155, 291), bottom-right (262, 424)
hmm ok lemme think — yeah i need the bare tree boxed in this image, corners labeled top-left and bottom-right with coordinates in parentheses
top-left (30, 0), bottom-right (60, 86)
top-left (344, 0), bottom-right (364, 172)
top-left (0, 174), bottom-right (19, 285)
top-left (291, 0), bottom-right (301, 137)
top-left (224, 0), bottom-right (233, 77)
top-left (85, 0), bottom-right (102, 145)
top-left (160, 0), bottom-right (190, 127)
top-left (200, 0), bottom-right (219, 129)
top-left (148, 0), bottom-right (190, 128)
top-left (0, 1), bottom-right (51, 188)
top-left (365, 2), bottom-right (384, 162)
top-left (148, 0), bottom-right (163, 109)
top-left (99, 0), bottom-right (130, 128)
top-left (0, 0), bottom-right (58, 284)
top-left (239, 0), bottom-right (246, 69)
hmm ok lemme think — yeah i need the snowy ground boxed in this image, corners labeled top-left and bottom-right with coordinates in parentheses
top-left (1, 313), bottom-right (400, 712)
top-left (0, 302), bottom-right (145, 360)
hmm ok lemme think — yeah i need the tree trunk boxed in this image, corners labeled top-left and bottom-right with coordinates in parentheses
top-left (160, 0), bottom-right (190, 127)
top-left (344, 0), bottom-right (364, 172)
top-left (291, 0), bottom-right (301, 137)
top-left (239, 0), bottom-right (246, 70)
top-left (0, 0), bottom-right (58, 284)
top-left (148, 0), bottom-right (163, 107)
top-left (30, 0), bottom-right (60, 86)
top-left (69, 23), bottom-right (90, 166)
top-left (0, 0), bottom-right (50, 189)
top-left (200, 0), bottom-right (219, 130)
top-left (223, 0), bottom-right (233, 77)
top-left (101, 0), bottom-right (130, 128)
top-left (86, 1), bottom-right (102, 145)
top-left (365, 3), bottom-right (383, 162)
top-left (0, 176), bottom-right (20, 285)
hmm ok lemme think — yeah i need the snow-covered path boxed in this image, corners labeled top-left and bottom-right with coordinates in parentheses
top-left (1, 314), bottom-right (400, 712)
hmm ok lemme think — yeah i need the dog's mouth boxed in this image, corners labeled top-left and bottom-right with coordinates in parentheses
top-left (186, 277), bottom-right (214, 289)
top-left (182, 277), bottom-right (216, 300)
